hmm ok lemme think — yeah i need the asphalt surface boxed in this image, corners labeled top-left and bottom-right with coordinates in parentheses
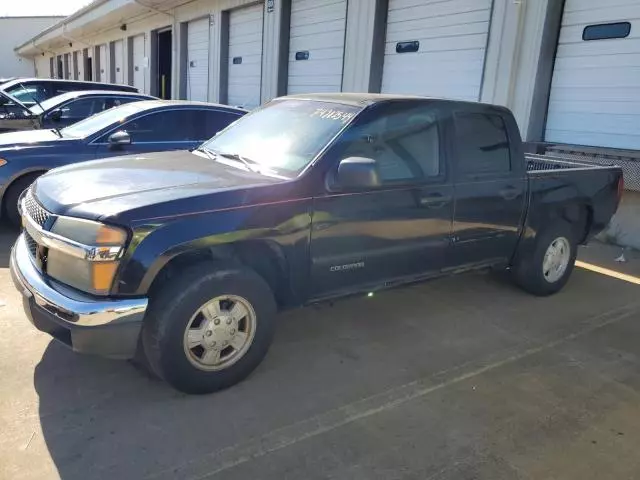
top-left (1, 225), bottom-right (640, 480)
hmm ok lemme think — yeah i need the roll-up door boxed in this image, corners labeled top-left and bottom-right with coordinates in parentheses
top-left (381, 0), bottom-right (492, 101)
top-left (75, 50), bottom-right (84, 80)
top-left (287, 0), bottom-right (347, 94)
top-left (114, 40), bottom-right (125, 84)
top-left (132, 34), bottom-right (145, 91)
top-left (99, 44), bottom-right (108, 82)
top-left (227, 3), bottom-right (264, 109)
top-left (545, 0), bottom-right (640, 150)
top-left (187, 17), bottom-right (210, 102)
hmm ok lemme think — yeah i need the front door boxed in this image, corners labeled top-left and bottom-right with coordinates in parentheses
top-left (92, 109), bottom-right (203, 158)
top-left (309, 102), bottom-right (454, 298)
top-left (449, 108), bottom-right (527, 267)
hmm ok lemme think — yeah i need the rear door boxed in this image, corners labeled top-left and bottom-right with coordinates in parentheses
top-left (310, 101), bottom-right (454, 298)
top-left (449, 107), bottom-right (527, 268)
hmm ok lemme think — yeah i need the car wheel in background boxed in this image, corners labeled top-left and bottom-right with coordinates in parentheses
top-left (3, 172), bottom-right (43, 226)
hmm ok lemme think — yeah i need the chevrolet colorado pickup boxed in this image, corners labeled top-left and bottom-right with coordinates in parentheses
top-left (10, 94), bottom-right (624, 394)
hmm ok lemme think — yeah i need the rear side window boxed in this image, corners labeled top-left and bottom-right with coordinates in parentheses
top-left (454, 112), bottom-right (511, 176)
top-left (121, 109), bottom-right (223, 142)
top-left (198, 111), bottom-right (243, 140)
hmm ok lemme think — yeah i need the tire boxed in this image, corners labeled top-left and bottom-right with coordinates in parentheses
top-left (511, 220), bottom-right (577, 296)
top-left (141, 263), bottom-right (277, 394)
top-left (3, 173), bottom-right (43, 226)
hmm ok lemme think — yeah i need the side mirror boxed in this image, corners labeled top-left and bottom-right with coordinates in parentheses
top-left (49, 109), bottom-right (62, 122)
top-left (334, 157), bottom-right (381, 190)
top-left (108, 130), bottom-right (131, 147)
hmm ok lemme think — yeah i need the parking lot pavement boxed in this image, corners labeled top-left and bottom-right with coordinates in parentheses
top-left (1, 226), bottom-right (640, 480)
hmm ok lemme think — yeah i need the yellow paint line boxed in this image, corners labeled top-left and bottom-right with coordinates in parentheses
top-left (576, 260), bottom-right (640, 286)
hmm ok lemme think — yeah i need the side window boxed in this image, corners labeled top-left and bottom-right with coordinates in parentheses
top-left (454, 112), bottom-right (511, 176)
top-left (103, 97), bottom-right (138, 110)
top-left (58, 98), bottom-right (99, 119)
top-left (341, 104), bottom-right (441, 184)
top-left (199, 111), bottom-right (244, 140)
top-left (120, 110), bottom-right (199, 142)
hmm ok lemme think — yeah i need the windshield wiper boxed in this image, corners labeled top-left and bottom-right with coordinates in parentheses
top-left (194, 145), bottom-right (216, 160)
top-left (216, 152), bottom-right (259, 172)
top-left (51, 128), bottom-right (62, 138)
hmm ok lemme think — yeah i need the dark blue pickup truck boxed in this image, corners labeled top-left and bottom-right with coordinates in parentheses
top-left (10, 94), bottom-right (623, 394)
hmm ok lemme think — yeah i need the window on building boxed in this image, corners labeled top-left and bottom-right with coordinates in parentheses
top-left (583, 22), bottom-right (631, 41)
top-left (454, 112), bottom-right (511, 176)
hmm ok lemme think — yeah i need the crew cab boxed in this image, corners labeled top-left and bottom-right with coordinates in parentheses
top-left (10, 94), bottom-right (623, 394)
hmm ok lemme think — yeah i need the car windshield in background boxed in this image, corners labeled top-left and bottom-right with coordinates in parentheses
top-left (28, 94), bottom-right (73, 115)
top-left (61, 102), bottom-right (151, 138)
top-left (201, 100), bottom-right (361, 177)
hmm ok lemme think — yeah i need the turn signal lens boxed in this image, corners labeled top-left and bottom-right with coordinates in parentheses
top-left (96, 225), bottom-right (127, 244)
top-left (91, 262), bottom-right (119, 292)
top-left (0, 158), bottom-right (7, 167)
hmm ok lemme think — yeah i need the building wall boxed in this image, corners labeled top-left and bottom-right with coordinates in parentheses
top-left (0, 16), bottom-right (63, 78)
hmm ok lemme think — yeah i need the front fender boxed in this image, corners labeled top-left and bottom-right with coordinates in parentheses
top-left (114, 200), bottom-right (313, 297)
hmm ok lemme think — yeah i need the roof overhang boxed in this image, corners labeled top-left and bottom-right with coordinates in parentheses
top-left (14, 0), bottom-right (185, 57)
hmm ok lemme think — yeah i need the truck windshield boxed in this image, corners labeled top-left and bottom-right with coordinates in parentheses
top-left (201, 100), bottom-right (361, 177)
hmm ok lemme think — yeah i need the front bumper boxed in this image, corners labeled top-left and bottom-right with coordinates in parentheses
top-left (10, 234), bottom-right (148, 359)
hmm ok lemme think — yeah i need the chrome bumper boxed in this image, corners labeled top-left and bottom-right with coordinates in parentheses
top-left (10, 234), bottom-right (148, 359)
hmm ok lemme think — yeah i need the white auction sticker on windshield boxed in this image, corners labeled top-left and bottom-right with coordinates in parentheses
top-left (311, 108), bottom-right (355, 124)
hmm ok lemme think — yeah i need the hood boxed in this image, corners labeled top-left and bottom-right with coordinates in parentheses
top-left (33, 150), bottom-right (287, 220)
top-left (0, 129), bottom-right (61, 148)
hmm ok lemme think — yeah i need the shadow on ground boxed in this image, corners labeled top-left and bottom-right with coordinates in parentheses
top-left (29, 264), bottom-right (640, 480)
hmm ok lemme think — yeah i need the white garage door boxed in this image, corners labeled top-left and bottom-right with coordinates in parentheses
top-left (287, 0), bottom-right (347, 94)
top-left (99, 44), bottom-right (108, 83)
top-left (187, 17), bottom-right (210, 102)
top-left (545, 0), bottom-right (640, 150)
top-left (114, 40), bottom-right (125, 84)
top-left (228, 4), bottom-right (263, 109)
top-left (381, 0), bottom-right (492, 101)
top-left (75, 51), bottom-right (83, 80)
top-left (132, 34), bottom-right (146, 92)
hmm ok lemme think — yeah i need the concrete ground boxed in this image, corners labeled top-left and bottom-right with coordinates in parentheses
top-left (1, 226), bottom-right (640, 480)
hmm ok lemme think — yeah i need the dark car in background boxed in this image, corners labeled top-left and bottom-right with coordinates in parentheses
top-left (0, 100), bottom-right (246, 224)
top-left (1, 78), bottom-right (138, 106)
top-left (0, 90), bottom-right (154, 132)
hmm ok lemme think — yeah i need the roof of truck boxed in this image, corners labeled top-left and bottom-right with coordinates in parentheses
top-left (279, 92), bottom-right (502, 110)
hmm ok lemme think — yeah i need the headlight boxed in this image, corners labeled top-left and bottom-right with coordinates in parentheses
top-left (47, 217), bottom-right (128, 295)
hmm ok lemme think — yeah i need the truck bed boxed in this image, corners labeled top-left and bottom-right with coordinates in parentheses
top-left (526, 153), bottom-right (616, 173)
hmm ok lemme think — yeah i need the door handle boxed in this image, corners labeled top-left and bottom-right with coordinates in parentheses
top-left (420, 193), bottom-right (451, 209)
top-left (499, 187), bottom-right (520, 201)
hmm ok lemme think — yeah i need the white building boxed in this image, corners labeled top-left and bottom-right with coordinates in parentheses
top-left (12, 0), bottom-right (640, 245)
top-left (0, 16), bottom-right (63, 78)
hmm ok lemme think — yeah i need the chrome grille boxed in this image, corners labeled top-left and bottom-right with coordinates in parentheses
top-left (24, 190), bottom-right (50, 227)
top-left (24, 231), bottom-right (38, 258)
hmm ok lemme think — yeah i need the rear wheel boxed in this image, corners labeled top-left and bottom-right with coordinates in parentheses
top-left (512, 220), bottom-right (577, 296)
top-left (3, 173), bottom-right (43, 226)
top-left (141, 264), bottom-right (276, 394)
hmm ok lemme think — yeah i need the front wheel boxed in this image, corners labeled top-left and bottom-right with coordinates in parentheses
top-left (511, 221), bottom-right (577, 296)
top-left (141, 264), bottom-right (276, 394)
